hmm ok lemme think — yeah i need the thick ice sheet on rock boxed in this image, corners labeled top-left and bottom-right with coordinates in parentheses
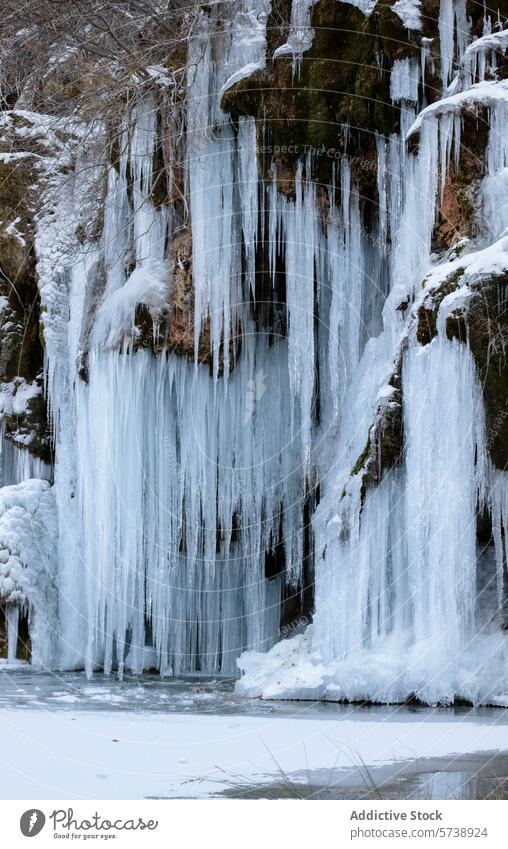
top-left (0, 479), bottom-right (57, 666)
top-left (237, 338), bottom-right (508, 706)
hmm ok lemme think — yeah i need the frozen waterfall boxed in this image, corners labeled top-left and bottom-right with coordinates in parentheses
top-left (1, 0), bottom-right (506, 706)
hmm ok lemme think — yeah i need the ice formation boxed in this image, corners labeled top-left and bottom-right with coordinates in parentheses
top-left (0, 0), bottom-right (507, 705)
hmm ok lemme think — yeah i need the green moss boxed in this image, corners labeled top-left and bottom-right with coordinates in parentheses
top-left (466, 272), bottom-right (508, 469)
top-left (221, 0), bottom-right (422, 185)
top-left (351, 436), bottom-right (372, 476)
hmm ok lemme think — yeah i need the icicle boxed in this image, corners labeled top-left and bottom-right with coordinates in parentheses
top-left (454, 0), bottom-right (470, 64)
top-left (421, 37), bottom-right (433, 94)
top-left (187, 20), bottom-right (243, 377)
top-left (439, 0), bottom-right (455, 87)
top-left (78, 344), bottom-right (304, 676)
top-left (376, 136), bottom-right (388, 255)
top-left (453, 30), bottom-right (508, 92)
top-left (438, 112), bottom-right (454, 196)
top-left (326, 158), bottom-right (365, 416)
top-left (490, 466), bottom-right (508, 618)
top-left (284, 161), bottom-right (316, 466)
top-left (273, 0), bottom-right (316, 78)
top-left (6, 605), bottom-right (19, 662)
top-left (403, 339), bottom-right (485, 657)
top-left (388, 115), bottom-right (439, 319)
top-left (238, 117), bottom-right (259, 296)
top-left (439, 0), bottom-right (470, 89)
top-left (482, 101), bottom-right (508, 240)
top-left (390, 58), bottom-right (421, 104)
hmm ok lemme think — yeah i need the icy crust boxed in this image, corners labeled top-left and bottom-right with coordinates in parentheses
top-left (0, 479), bottom-right (57, 667)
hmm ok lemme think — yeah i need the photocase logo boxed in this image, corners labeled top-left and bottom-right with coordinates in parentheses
top-left (20, 809), bottom-right (46, 837)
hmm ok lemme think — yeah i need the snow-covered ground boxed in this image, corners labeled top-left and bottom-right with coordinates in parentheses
top-left (0, 672), bottom-right (507, 799)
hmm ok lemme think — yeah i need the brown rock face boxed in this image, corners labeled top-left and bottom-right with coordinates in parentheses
top-left (0, 151), bottom-right (51, 463)
top-left (432, 109), bottom-right (489, 254)
top-left (131, 228), bottom-right (240, 373)
top-left (434, 178), bottom-right (475, 253)
top-left (165, 229), bottom-right (211, 363)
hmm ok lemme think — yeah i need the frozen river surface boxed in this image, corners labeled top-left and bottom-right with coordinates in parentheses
top-left (0, 667), bottom-right (507, 799)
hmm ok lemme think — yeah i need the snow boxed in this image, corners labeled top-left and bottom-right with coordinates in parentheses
top-left (392, 0), bottom-right (422, 31)
top-left (0, 705), bottom-right (506, 799)
top-left (221, 61), bottom-right (265, 97)
top-left (145, 65), bottom-right (176, 88)
top-left (0, 109), bottom-right (81, 155)
top-left (3, 215), bottom-right (26, 246)
top-left (0, 378), bottom-right (41, 417)
top-left (92, 259), bottom-right (171, 350)
top-left (0, 151), bottom-right (38, 163)
top-left (407, 80), bottom-right (508, 137)
top-left (450, 28), bottom-right (508, 93)
top-left (238, 626), bottom-right (508, 707)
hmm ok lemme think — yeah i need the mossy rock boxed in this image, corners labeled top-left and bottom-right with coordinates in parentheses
top-left (445, 309), bottom-right (467, 342)
top-left (422, 265), bottom-right (508, 470)
top-left (346, 360), bottom-right (404, 504)
top-left (416, 268), bottom-right (464, 345)
top-left (466, 272), bottom-right (508, 470)
top-left (222, 0), bottom-right (422, 186)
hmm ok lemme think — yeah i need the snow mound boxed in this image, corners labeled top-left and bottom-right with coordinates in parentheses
top-left (237, 629), bottom-right (508, 707)
top-left (92, 258), bottom-right (171, 350)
